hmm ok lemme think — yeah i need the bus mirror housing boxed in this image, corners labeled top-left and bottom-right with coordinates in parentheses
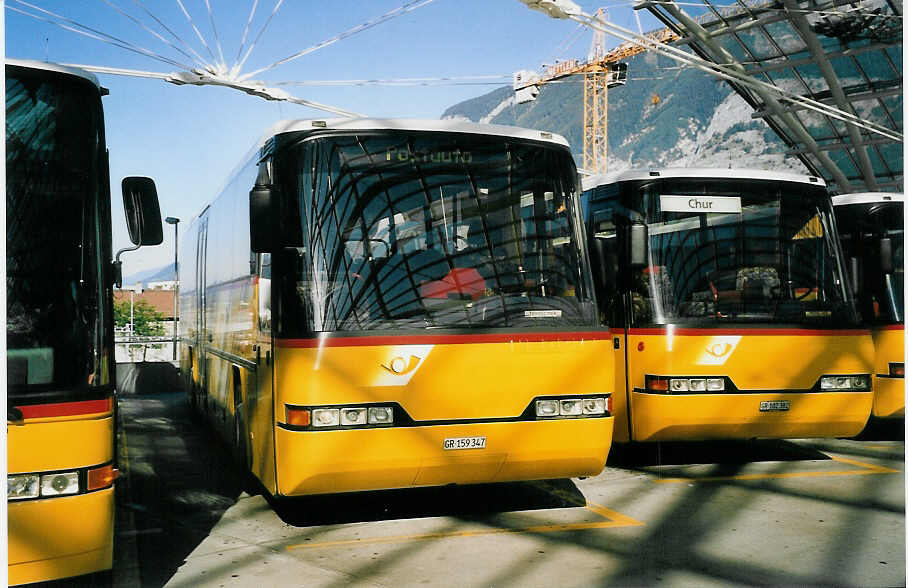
top-left (121, 177), bottom-right (163, 247)
top-left (114, 177), bottom-right (163, 287)
top-left (627, 223), bottom-right (649, 269)
top-left (250, 183), bottom-right (278, 253)
top-left (879, 237), bottom-right (894, 274)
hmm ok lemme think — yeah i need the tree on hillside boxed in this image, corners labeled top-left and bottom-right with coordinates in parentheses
top-left (114, 299), bottom-right (165, 336)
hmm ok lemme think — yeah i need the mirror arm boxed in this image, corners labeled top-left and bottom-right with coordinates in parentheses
top-left (113, 243), bottom-right (141, 288)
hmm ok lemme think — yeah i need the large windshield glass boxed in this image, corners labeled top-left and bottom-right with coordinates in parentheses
top-left (835, 200), bottom-right (904, 325)
top-left (274, 131), bottom-right (596, 334)
top-left (6, 65), bottom-right (109, 397)
top-left (593, 178), bottom-right (856, 326)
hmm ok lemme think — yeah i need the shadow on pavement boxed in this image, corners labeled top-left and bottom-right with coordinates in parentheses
top-left (266, 478), bottom-right (586, 528)
top-left (607, 438), bottom-right (831, 468)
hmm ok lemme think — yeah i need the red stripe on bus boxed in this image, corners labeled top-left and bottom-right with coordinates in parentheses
top-left (16, 398), bottom-right (113, 419)
top-left (275, 331), bottom-right (612, 348)
top-left (879, 324), bottom-right (905, 331)
top-left (626, 327), bottom-right (870, 336)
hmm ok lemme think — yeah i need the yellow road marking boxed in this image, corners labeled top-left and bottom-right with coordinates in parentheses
top-left (285, 496), bottom-right (643, 551)
top-left (653, 455), bottom-right (901, 484)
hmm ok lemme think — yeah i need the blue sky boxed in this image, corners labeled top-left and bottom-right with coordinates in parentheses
top-left (6, 1), bottom-right (666, 275)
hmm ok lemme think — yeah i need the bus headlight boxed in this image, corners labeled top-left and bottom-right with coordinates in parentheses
top-left (341, 407), bottom-right (367, 426)
top-left (367, 406), bottom-right (394, 424)
top-left (312, 408), bottom-right (340, 427)
top-left (819, 375), bottom-right (871, 391)
top-left (40, 472), bottom-right (79, 497)
top-left (536, 396), bottom-right (610, 418)
top-left (647, 375), bottom-right (726, 393)
top-left (8, 474), bottom-right (39, 500)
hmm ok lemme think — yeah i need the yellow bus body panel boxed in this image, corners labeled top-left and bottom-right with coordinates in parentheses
top-left (7, 415), bottom-right (115, 584)
top-left (276, 419), bottom-right (612, 495)
top-left (273, 337), bottom-right (613, 496)
top-left (8, 489), bottom-right (115, 586)
top-left (623, 330), bottom-right (874, 441)
top-left (872, 325), bottom-right (905, 418)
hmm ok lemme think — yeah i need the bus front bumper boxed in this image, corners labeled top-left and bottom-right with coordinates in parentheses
top-left (275, 417), bottom-right (613, 496)
top-left (8, 488), bottom-right (114, 586)
top-left (630, 391), bottom-right (873, 442)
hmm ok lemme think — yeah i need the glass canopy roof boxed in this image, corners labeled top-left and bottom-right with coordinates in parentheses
top-left (639, 0), bottom-right (903, 194)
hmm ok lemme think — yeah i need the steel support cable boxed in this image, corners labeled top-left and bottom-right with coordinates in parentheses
top-left (9, 1), bottom-right (194, 71)
top-left (568, 9), bottom-right (903, 142)
top-left (238, 0), bottom-right (438, 82)
top-left (235, 0), bottom-right (260, 65)
top-left (235, 0), bottom-right (286, 75)
top-left (102, 0), bottom-right (207, 70)
top-left (276, 74), bottom-right (511, 86)
top-left (203, 0), bottom-right (227, 70)
top-left (174, 0), bottom-right (218, 66)
top-left (62, 63), bottom-right (363, 117)
top-left (131, 0), bottom-right (214, 71)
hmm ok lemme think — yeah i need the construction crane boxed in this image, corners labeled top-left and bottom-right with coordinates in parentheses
top-left (514, 11), bottom-right (678, 174)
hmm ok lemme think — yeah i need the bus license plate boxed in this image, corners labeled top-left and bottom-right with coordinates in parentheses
top-left (760, 400), bottom-right (790, 412)
top-left (443, 436), bottom-right (487, 450)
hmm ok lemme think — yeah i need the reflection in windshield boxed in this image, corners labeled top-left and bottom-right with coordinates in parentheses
top-left (6, 67), bottom-right (107, 393)
top-left (275, 132), bottom-right (596, 335)
top-left (590, 179), bottom-right (857, 327)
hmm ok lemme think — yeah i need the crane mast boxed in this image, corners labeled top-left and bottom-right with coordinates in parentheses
top-left (514, 14), bottom-right (678, 173)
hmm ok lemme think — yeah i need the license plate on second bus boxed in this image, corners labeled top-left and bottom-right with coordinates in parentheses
top-left (443, 436), bottom-right (487, 450)
top-left (759, 400), bottom-right (790, 412)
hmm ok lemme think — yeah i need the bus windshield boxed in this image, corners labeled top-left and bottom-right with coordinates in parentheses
top-left (835, 200), bottom-right (904, 325)
top-left (611, 179), bottom-right (855, 326)
top-left (274, 131), bottom-right (596, 334)
top-left (6, 66), bottom-right (109, 396)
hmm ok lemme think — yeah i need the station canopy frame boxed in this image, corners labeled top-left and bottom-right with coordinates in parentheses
top-left (638, 0), bottom-right (903, 194)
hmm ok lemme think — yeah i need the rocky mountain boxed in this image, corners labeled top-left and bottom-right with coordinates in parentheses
top-left (442, 51), bottom-right (808, 175)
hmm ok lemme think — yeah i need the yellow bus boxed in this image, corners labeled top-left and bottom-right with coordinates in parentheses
top-left (833, 193), bottom-right (904, 420)
top-left (6, 59), bottom-right (161, 585)
top-left (583, 168), bottom-right (874, 442)
top-left (180, 118), bottom-right (614, 498)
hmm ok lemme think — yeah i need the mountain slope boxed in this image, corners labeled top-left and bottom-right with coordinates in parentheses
top-left (443, 52), bottom-right (807, 175)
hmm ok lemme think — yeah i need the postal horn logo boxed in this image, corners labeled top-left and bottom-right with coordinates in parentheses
top-left (381, 355), bottom-right (422, 376)
top-left (705, 342), bottom-right (733, 358)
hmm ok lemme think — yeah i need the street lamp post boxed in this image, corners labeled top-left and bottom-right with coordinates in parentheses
top-left (165, 217), bottom-right (180, 361)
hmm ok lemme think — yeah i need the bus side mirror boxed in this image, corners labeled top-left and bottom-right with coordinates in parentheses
top-left (250, 183), bottom-right (277, 253)
top-left (627, 223), bottom-right (649, 269)
top-left (879, 237), bottom-right (894, 274)
top-left (122, 176), bottom-right (163, 246)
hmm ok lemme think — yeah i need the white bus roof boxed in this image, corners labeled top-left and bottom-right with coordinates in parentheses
top-left (831, 192), bottom-right (903, 206)
top-left (582, 167), bottom-right (826, 192)
top-left (5, 58), bottom-right (101, 89)
top-left (259, 118), bottom-right (571, 150)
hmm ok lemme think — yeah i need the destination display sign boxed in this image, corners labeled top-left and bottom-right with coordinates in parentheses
top-left (660, 194), bottom-right (742, 214)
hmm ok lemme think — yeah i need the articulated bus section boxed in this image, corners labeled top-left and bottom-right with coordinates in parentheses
top-left (612, 327), bottom-right (874, 442)
top-left (871, 325), bottom-right (905, 418)
top-left (271, 334), bottom-right (613, 496)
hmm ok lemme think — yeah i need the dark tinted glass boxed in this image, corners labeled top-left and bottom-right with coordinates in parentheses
top-left (6, 66), bottom-right (108, 396)
top-left (275, 131), bottom-right (596, 335)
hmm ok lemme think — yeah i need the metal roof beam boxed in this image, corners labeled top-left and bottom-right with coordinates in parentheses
top-left (782, 0), bottom-right (878, 190)
top-left (750, 83), bottom-right (903, 116)
top-left (743, 40), bottom-right (898, 75)
top-left (647, 0), bottom-right (853, 191)
top-left (784, 135), bottom-right (895, 154)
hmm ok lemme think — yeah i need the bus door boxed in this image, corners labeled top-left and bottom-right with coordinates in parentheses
top-left (250, 252), bottom-right (276, 492)
top-left (195, 218), bottom-right (210, 408)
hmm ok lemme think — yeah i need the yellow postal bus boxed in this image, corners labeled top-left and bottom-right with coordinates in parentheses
top-left (583, 168), bottom-right (874, 442)
top-left (833, 193), bottom-right (904, 420)
top-left (6, 59), bottom-right (161, 585)
top-left (180, 118), bottom-right (614, 498)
